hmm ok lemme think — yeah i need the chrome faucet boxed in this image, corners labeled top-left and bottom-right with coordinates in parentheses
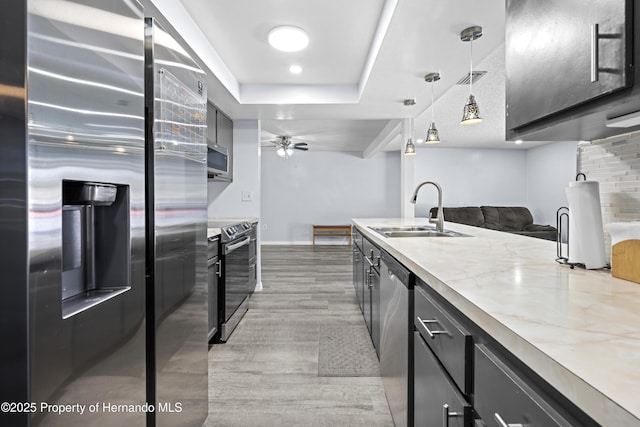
top-left (410, 181), bottom-right (444, 232)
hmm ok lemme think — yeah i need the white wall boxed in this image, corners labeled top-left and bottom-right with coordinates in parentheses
top-left (208, 120), bottom-right (261, 219)
top-left (208, 120), bottom-right (262, 286)
top-left (412, 147), bottom-right (528, 217)
top-left (525, 141), bottom-right (578, 226)
top-left (257, 142), bottom-right (576, 244)
top-left (261, 151), bottom-right (401, 243)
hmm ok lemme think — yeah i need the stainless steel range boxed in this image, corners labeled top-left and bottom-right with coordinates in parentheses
top-left (214, 221), bottom-right (257, 342)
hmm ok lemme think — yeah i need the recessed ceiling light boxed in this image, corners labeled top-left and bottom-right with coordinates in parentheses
top-left (289, 65), bottom-right (302, 74)
top-left (268, 26), bottom-right (309, 52)
top-left (416, 138), bottom-right (424, 144)
top-left (514, 139), bottom-right (523, 145)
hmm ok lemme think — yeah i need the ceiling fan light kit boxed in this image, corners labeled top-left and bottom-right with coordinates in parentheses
top-left (460, 25), bottom-right (483, 125)
top-left (271, 135), bottom-right (309, 159)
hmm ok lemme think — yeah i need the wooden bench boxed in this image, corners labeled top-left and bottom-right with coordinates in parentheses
top-left (312, 225), bottom-right (352, 246)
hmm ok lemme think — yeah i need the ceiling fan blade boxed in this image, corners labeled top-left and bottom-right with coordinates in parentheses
top-left (292, 142), bottom-right (308, 148)
top-left (293, 146), bottom-right (309, 151)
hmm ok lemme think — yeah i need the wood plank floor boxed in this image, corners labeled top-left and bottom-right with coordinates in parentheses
top-left (205, 245), bottom-right (393, 427)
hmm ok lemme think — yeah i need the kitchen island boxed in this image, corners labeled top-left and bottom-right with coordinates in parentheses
top-left (353, 218), bottom-right (640, 426)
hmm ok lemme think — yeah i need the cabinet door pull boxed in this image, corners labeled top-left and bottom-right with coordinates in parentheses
top-left (215, 260), bottom-right (222, 277)
top-left (367, 271), bottom-right (375, 288)
top-left (591, 23), bottom-right (599, 82)
top-left (494, 412), bottom-right (524, 427)
top-left (442, 404), bottom-right (461, 427)
top-left (364, 267), bottom-right (369, 288)
top-left (417, 316), bottom-right (449, 339)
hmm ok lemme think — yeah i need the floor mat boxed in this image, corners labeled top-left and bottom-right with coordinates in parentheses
top-left (317, 324), bottom-right (380, 377)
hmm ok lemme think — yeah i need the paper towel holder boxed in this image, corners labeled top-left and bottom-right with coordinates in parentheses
top-left (555, 206), bottom-right (578, 268)
top-left (556, 174), bottom-right (585, 267)
top-left (556, 196), bottom-right (611, 270)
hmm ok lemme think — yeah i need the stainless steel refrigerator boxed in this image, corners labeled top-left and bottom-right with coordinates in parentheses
top-left (0, 1), bottom-right (208, 426)
top-left (144, 4), bottom-right (209, 427)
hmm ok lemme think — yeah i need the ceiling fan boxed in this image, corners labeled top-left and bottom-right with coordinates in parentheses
top-left (267, 135), bottom-right (309, 158)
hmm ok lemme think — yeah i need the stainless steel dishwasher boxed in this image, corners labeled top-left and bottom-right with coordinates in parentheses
top-left (380, 250), bottom-right (413, 427)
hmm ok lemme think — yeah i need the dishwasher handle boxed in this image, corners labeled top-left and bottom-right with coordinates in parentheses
top-left (381, 250), bottom-right (410, 285)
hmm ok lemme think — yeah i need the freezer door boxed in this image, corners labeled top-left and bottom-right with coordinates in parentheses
top-left (26, 0), bottom-right (147, 425)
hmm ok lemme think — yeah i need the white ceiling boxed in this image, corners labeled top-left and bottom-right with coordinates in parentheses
top-left (166, 0), bottom-right (551, 153)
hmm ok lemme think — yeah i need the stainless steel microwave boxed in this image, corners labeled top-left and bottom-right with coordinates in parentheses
top-left (207, 143), bottom-right (229, 175)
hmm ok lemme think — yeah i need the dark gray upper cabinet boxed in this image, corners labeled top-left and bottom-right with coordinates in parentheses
top-left (206, 101), bottom-right (217, 144)
top-left (215, 110), bottom-right (233, 182)
top-left (506, 0), bottom-right (638, 141)
top-left (207, 102), bottom-right (233, 182)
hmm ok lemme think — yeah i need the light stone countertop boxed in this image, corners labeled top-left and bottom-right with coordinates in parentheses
top-left (208, 218), bottom-right (258, 228)
top-left (353, 218), bottom-right (640, 427)
top-left (207, 228), bottom-right (221, 239)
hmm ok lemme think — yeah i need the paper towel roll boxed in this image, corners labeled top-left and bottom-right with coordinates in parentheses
top-left (565, 180), bottom-right (607, 269)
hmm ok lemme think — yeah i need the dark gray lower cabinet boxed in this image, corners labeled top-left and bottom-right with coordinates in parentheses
top-left (414, 284), bottom-right (472, 396)
top-left (370, 264), bottom-right (380, 356)
top-left (363, 237), bottom-right (380, 346)
top-left (353, 230), bottom-right (382, 358)
top-left (352, 240), bottom-right (364, 312)
top-left (474, 344), bottom-right (575, 427)
top-left (414, 332), bottom-right (472, 427)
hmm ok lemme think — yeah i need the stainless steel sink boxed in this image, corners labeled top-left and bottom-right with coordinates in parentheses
top-left (369, 226), bottom-right (469, 238)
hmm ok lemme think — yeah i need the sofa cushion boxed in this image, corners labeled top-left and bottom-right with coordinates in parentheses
top-left (523, 223), bottom-right (557, 232)
top-left (480, 206), bottom-right (533, 231)
top-left (430, 206), bottom-right (485, 227)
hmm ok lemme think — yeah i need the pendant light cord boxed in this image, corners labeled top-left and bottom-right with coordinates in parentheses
top-left (431, 80), bottom-right (435, 123)
top-left (469, 39), bottom-right (473, 95)
top-left (409, 116), bottom-right (414, 140)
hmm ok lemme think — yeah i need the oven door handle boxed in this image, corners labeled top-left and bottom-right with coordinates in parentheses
top-left (224, 236), bottom-right (251, 254)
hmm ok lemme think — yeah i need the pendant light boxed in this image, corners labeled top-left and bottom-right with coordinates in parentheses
top-left (404, 117), bottom-right (416, 156)
top-left (404, 138), bottom-right (416, 155)
top-left (460, 26), bottom-right (483, 125)
top-left (424, 72), bottom-right (441, 144)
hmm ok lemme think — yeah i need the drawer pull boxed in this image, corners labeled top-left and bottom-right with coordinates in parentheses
top-left (442, 404), bottom-right (461, 427)
top-left (494, 412), bottom-right (524, 427)
top-left (417, 316), bottom-right (449, 339)
top-left (215, 260), bottom-right (222, 277)
top-left (367, 271), bottom-right (375, 288)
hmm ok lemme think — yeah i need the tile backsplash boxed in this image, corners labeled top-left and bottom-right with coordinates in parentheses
top-left (579, 131), bottom-right (640, 259)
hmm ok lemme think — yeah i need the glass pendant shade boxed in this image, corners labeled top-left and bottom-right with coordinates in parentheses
top-left (276, 147), bottom-right (286, 157)
top-left (425, 122), bottom-right (440, 144)
top-left (404, 138), bottom-right (416, 156)
top-left (424, 72), bottom-right (441, 144)
top-left (285, 147), bottom-right (294, 156)
top-left (461, 94), bottom-right (482, 125)
top-left (460, 26), bottom-right (483, 126)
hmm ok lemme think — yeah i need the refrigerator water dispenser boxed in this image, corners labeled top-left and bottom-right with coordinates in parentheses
top-left (61, 181), bottom-right (131, 318)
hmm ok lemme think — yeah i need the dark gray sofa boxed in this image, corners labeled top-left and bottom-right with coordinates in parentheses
top-left (428, 206), bottom-right (557, 241)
